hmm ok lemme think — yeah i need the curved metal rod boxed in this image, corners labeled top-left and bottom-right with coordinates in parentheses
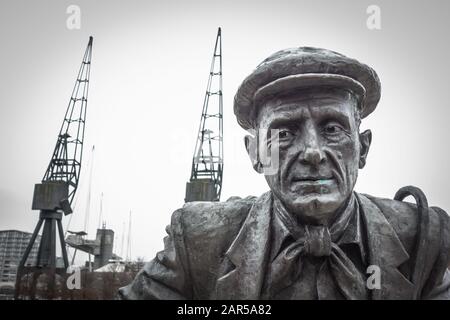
top-left (394, 185), bottom-right (429, 299)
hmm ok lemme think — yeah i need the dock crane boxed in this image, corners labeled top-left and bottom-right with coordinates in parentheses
top-left (15, 37), bottom-right (93, 298)
top-left (185, 28), bottom-right (224, 202)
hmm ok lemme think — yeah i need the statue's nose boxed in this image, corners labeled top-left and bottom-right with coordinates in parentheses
top-left (299, 131), bottom-right (325, 166)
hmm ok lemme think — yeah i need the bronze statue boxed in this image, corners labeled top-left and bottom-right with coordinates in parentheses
top-left (119, 47), bottom-right (450, 299)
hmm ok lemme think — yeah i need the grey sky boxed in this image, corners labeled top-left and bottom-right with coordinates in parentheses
top-left (0, 0), bottom-right (449, 262)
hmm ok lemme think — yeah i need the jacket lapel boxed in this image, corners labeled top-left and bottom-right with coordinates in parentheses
top-left (357, 193), bottom-right (414, 299)
top-left (213, 191), bottom-right (272, 299)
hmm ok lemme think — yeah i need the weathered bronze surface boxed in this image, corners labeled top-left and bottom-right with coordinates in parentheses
top-left (119, 47), bottom-right (450, 300)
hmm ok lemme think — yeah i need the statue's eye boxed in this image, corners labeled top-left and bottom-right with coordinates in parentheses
top-left (324, 124), bottom-right (342, 134)
top-left (278, 129), bottom-right (293, 139)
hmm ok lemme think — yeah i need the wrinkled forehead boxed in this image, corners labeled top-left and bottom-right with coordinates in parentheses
top-left (255, 87), bottom-right (359, 128)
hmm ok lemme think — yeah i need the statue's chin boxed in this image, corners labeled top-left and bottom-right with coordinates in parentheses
top-left (285, 193), bottom-right (344, 225)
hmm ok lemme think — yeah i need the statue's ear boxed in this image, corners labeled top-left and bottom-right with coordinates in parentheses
top-left (244, 134), bottom-right (263, 174)
top-left (359, 129), bottom-right (372, 169)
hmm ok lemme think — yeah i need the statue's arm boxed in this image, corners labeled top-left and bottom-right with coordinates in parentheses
top-left (422, 206), bottom-right (450, 300)
top-left (424, 269), bottom-right (450, 299)
top-left (117, 208), bottom-right (192, 300)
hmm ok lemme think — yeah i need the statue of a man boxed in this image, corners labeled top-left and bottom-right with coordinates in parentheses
top-left (119, 47), bottom-right (450, 299)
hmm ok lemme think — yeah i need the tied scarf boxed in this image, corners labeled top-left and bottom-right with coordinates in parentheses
top-left (266, 194), bottom-right (368, 299)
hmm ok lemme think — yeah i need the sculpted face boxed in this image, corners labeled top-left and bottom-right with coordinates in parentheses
top-left (245, 88), bottom-right (372, 225)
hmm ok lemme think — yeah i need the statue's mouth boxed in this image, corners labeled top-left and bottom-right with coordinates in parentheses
top-left (290, 176), bottom-right (336, 193)
top-left (292, 176), bottom-right (334, 183)
top-left (290, 176), bottom-right (335, 194)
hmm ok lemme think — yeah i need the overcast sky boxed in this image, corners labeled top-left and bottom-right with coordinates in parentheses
top-left (1, 0), bottom-right (449, 263)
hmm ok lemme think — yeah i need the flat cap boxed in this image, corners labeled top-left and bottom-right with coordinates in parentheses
top-left (233, 47), bottom-right (381, 130)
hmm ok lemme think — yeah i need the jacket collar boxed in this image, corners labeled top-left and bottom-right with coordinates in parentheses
top-left (214, 191), bottom-right (273, 299)
top-left (270, 192), bottom-right (365, 263)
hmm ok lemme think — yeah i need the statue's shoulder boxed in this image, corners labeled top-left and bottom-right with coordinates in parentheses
top-left (359, 189), bottom-right (449, 255)
top-left (171, 195), bottom-right (258, 239)
top-left (360, 187), bottom-right (450, 297)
